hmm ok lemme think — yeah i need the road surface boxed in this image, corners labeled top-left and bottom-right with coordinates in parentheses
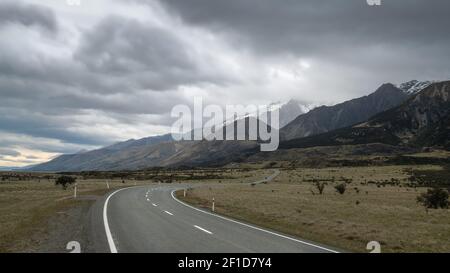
top-left (88, 172), bottom-right (339, 253)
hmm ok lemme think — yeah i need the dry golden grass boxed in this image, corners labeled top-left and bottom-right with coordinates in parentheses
top-left (178, 165), bottom-right (450, 253)
top-left (405, 150), bottom-right (450, 159)
top-left (0, 178), bottom-right (151, 252)
top-left (0, 169), bottom-right (268, 252)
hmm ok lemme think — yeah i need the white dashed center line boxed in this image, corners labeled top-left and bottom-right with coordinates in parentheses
top-left (194, 225), bottom-right (213, 234)
top-left (164, 210), bottom-right (173, 216)
top-left (152, 203), bottom-right (158, 207)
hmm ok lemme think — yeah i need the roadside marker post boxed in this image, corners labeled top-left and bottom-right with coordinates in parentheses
top-left (106, 181), bottom-right (110, 189)
top-left (183, 189), bottom-right (186, 197)
top-left (74, 183), bottom-right (77, 199)
top-left (212, 197), bottom-right (215, 212)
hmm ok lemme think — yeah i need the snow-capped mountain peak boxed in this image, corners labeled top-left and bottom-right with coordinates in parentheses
top-left (398, 80), bottom-right (434, 95)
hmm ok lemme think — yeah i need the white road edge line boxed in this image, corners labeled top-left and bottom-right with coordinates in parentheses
top-left (164, 210), bottom-right (173, 216)
top-left (171, 189), bottom-right (339, 253)
top-left (103, 187), bottom-right (134, 253)
top-left (194, 225), bottom-right (213, 234)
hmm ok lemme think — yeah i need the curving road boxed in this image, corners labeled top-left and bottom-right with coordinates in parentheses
top-left (89, 171), bottom-right (339, 253)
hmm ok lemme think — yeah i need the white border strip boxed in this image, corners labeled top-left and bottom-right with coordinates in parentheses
top-left (171, 190), bottom-right (339, 253)
top-left (103, 187), bottom-right (135, 253)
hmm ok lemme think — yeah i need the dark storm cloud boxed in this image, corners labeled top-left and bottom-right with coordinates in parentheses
top-left (0, 11), bottom-right (219, 154)
top-left (158, 0), bottom-right (450, 55)
top-left (74, 15), bottom-right (231, 91)
top-left (155, 0), bottom-right (450, 93)
top-left (0, 76), bottom-right (185, 116)
top-left (0, 13), bottom-right (229, 122)
top-left (76, 16), bottom-right (192, 74)
top-left (0, 1), bottom-right (57, 32)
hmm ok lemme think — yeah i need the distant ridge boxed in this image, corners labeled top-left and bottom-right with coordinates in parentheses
top-left (279, 81), bottom-right (450, 150)
top-left (280, 83), bottom-right (409, 140)
top-left (30, 81), bottom-right (446, 171)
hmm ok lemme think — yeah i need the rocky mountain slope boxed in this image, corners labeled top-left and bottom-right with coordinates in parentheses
top-left (269, 99), bottom-right (310, 128)
top-left (30, 134), bottom-right (176, 171)
top-left (280, 83), bottom-right (409, 140)
top-left (30, 117), bottom-right (267, 171)
top-left (279, 81), bottom-right (450, 150)
top-left (398, 80), bottom-right (433, 95)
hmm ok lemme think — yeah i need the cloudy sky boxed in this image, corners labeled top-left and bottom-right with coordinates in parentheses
top-left (1, 0), bottom-right (449, 167)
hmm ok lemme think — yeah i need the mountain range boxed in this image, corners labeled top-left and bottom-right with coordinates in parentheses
top-left (279, 81), bottom-right (450, 150)
top-left (30, 80), bottom-right (449, 171)
top-left (280, 83), bottom-right (409, 140)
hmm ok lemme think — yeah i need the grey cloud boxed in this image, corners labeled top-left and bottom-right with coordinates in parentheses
top-left (0, 1), bottom-right (57, 32)
top-left (158, 0), bottom-right (450, 55)
top-left (74, 15), bottom-right (231, 91)
top-left (0, 132), bottom-right (96, 155)
top-left (76, 16), bottom-right (192, 73)
top-left (0, 148), bottom-right (21, 157)
top-left (0, 109), bottom-right (108, 147)
top-left (0, 13), bottom-right (204, 153)
top-left (157, 0), bottom-right (450, 95)
top-left (0, 40), bottom-right (136, 97)
top-left (0, 157), bottom-right (40, 164)
top-left (0, 76), bottom-right (187, 117)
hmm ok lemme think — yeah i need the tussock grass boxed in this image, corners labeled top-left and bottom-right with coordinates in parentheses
top-left (179, 165), bottom-right (450, 253)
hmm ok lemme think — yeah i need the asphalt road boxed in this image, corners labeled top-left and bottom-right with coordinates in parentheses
top-left (89, 172), bottom-right (339, 253)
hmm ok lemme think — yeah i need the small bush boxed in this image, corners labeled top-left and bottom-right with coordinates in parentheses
top-left (334, 183), bottom-right (346, 195)
top-left (417, 188), bottom-right (449, 209)
top-left (55, 176), bottom-right (76, 190)
top-left (315, 182), bottom-right (326, 195)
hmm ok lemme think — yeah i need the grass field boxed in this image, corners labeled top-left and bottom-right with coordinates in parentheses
top-left (0, 169), bottom-right (269, 252)
top-left (2, 165), bottom-right (448, 253)
top-left (178, 165), bottom-right (450, 253)
top-left (0, 178), bottom-right (141, 252)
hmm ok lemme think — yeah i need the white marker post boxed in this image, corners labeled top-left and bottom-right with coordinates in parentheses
top-left (212, 197), bottom-right (215, 212)
top-left (74, 183), bottom-right (77, 199)
top-left (183, 189), bottom-right (186, 197)
top-left (106, 181), bottom-right (110, 189)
